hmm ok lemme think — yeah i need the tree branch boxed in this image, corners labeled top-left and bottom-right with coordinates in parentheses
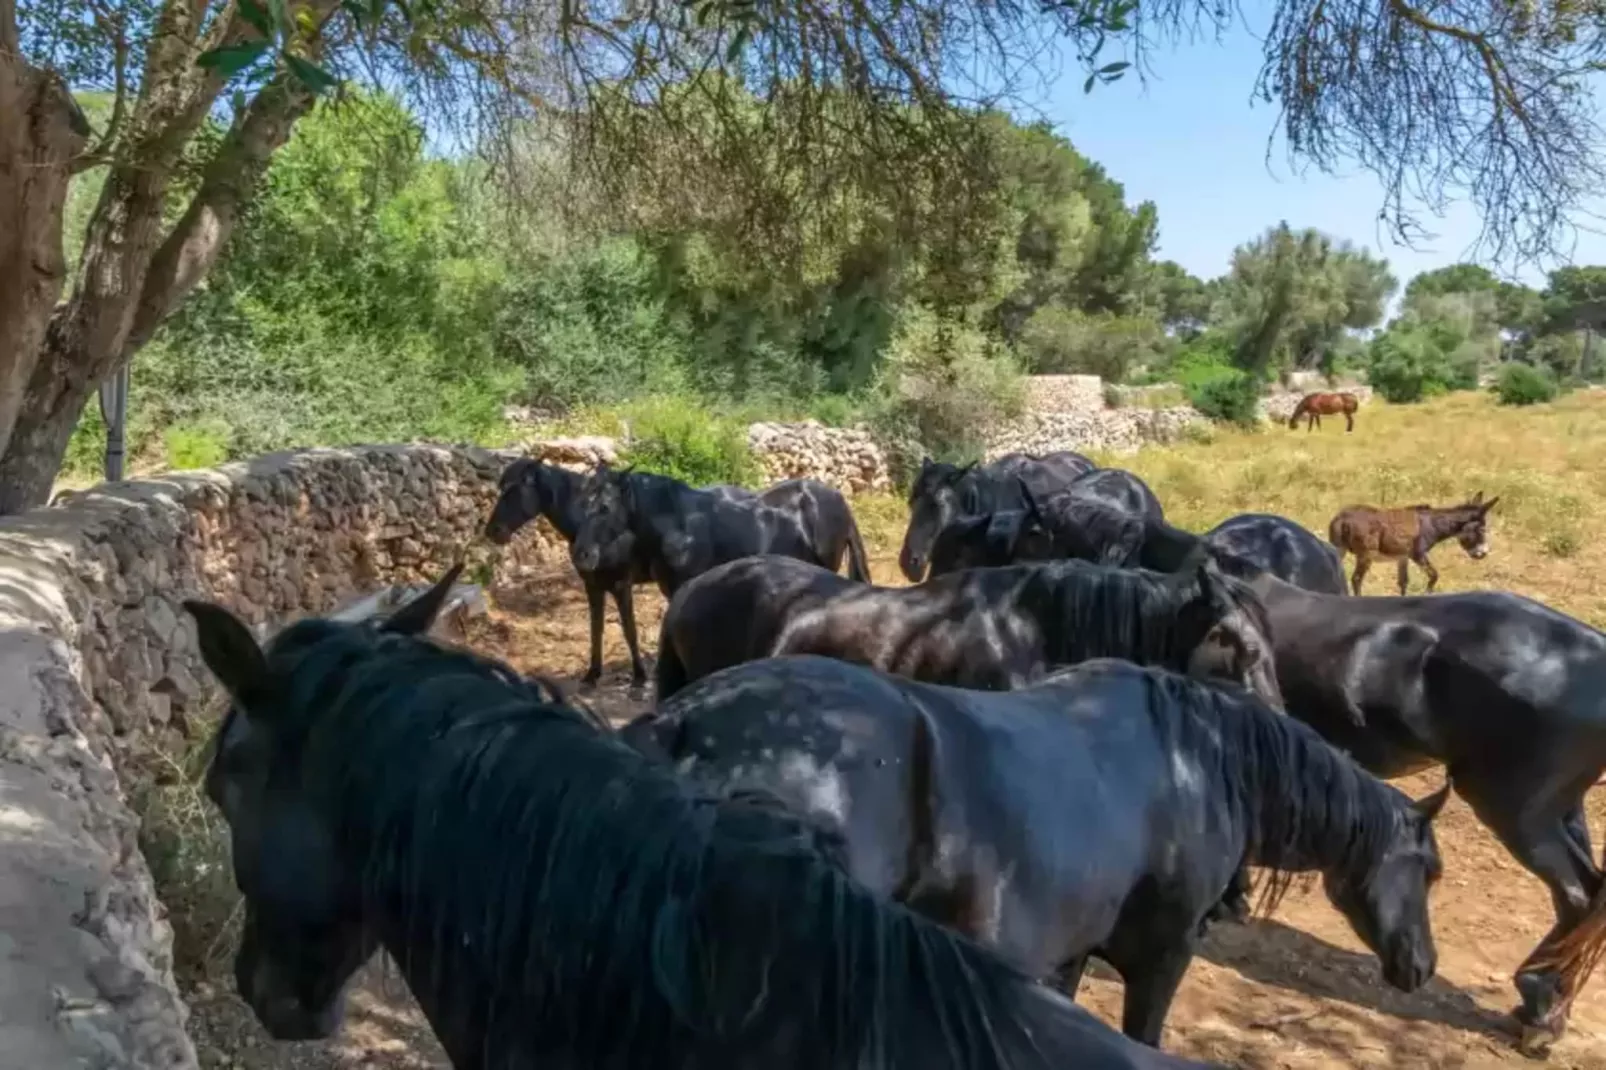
top-left (123, 73), bottom-right (317, 354)
top-left (1, 0), bottom-right (18, 58)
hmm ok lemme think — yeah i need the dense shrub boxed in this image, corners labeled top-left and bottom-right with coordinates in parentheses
top-left (1016, 306), bottom-right (1167, 383)
top-left (1186, 371), bottom-right (1261, 427)
top-left (868, 307), bottom-right (1023, 477)
top-left (619, 396), bottom-right (763, 487)
top-left (1365, 328), bottom-right (1454, 403)
top-left (1492, 362), bottom-right (1560, 406)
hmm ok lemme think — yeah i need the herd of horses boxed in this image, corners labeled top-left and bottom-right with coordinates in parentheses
top-left (182, 440), bottom-right (1606, 1069)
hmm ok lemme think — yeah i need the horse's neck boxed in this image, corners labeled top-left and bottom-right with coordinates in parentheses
top-left (1139, 520), bottom-right (1199, 571)
top-left (544, 473), bottom-right (584, 540)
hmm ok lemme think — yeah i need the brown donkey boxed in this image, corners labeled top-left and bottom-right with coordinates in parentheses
top-left (1289, 391), bottom-right (1359, 432)
top-left (1327, 493), bottom-right (1499, 594)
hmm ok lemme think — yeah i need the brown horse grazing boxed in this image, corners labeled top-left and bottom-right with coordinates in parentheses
top-left (1327, 492), bottom-right (1499, 595)
top-left (1289, 391), bottom-right (1359, 432)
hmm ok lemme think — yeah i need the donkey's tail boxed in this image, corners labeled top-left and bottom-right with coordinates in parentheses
top-left (843, 512), bottom-right (873, 584)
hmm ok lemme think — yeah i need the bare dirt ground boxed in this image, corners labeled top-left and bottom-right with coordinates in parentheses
top-left (184, 558), bottom-right (1606, 1070)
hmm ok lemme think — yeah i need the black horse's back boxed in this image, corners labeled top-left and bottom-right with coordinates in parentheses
top-left (1207, 513), bottom-right (1346, 596)
top-left (193, 590), bottom-right (1211, 1068)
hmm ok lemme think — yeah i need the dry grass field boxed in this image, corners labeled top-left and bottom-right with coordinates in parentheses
top-left (178, 389), bottom-right (1606, 1070)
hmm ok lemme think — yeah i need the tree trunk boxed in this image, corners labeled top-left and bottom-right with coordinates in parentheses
top-left (0, 26), bottom-right (90, 465)
top-left (0, 342), bottom-right (93, 514)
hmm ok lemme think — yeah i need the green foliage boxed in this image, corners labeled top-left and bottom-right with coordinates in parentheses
top-left (162, 422), bottom-right (231, 471)
top-left (1213, 223), bottom-right (1396, 376)
top-left (1364, 326), bottom-right (1468, 403)
top-left (618, 397), bottom-right (762, 486)
top-left (868, 307), bottom-right (1023, 474)
top-left (1186, 371), bottom-right (1261, 427)
top-left (1166, 333), bottom-right (1241, 392)
top-left (1527, 331), bottom-right (1587, 381)
top-left (1493, 362), bottom-right (1560, 406)
top-left (1016, 305), bottom-right (1165, 382)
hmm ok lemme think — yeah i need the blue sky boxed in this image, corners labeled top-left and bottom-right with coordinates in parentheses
top-left (1030, 14), bottom-right (1606, 298)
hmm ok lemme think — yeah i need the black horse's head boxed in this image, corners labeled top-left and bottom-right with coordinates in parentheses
top-left (1323, 781), bottom-right (1447, 993)
top-left (184, 566), bottom-right (464, 1040)
top-left (1173, 551), bottom-right (1285, 711)
top-left (572, 465), bottom-right (637, 573)
top-left (484, 458), bottom-right (555, 545)
top-left (926, 481), bottom-right (1058, 577)
top-left (1451, 491), bottom-right (1500, 561)
top-left (900, 458), bottom-right (974, 582)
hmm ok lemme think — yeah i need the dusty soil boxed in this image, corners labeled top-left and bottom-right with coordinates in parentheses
top-left (185, 559), bottom-right (1606, 1070)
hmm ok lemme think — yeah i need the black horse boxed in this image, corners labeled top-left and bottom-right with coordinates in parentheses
top-left (926, 503), bottom-right (1057, 577)
top-left (484, 458), bottom-right (757, 689)
top-left (1243, 570), bottom-right (1606, 1053)
top-left (624, 654), bottom-right (1445, 1048)
top-left (654, 552), bottom-right (1284, 712)
top-left (185, 571), bottom-right (1211, 1070)
top-left (572, 466), bottom-right (872, 599)
top-left (899, 451), bottom-right (1095, 581)
top-left (991, 490), bottom-right (1348, 596)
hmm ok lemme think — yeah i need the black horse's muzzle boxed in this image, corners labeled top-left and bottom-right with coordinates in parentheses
top-left (1382, 943), bottom-right (1436, 993)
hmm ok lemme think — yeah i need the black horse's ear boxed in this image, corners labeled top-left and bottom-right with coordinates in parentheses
top-left (1415, 780), bottom-right (1453, 822)
top-left (1017, 477), bottom-right (1042, 522)
top-left (384, 562), bottom-right (465, 636)
top-left (183, 600), bottom-right (269, 704)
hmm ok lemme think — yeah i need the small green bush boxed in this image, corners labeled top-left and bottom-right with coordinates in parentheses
top-left (1493, 362), bottom-right (1560, 406)
top-left (163, 421), bottom-right (231, 470)
top-left (620, 395), bottom-right (762, 487)
top-left (1187, 371), bottom-right (1261, 427)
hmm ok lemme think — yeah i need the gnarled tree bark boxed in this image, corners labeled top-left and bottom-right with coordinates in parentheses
top-left (0, 0), bottom-right (323, 515)
top-left (0, 3), bottom-right (90, 471)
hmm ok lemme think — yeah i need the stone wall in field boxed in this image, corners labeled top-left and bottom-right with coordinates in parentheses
top-left (987, 374), bottom-right (1205, 457)
top-left (0, 445), bottom-right (565, 1070)
top-left (747, 421), bottom-right (893, 494)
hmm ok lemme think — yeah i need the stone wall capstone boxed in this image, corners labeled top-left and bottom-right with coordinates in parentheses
top-left (0, 444), bottom-right (565, 1070)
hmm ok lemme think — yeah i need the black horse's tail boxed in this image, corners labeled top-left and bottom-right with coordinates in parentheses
top-left (654, 618), bottom-right (691, 701)
top-left (843, 512), bottom-right (872, 584)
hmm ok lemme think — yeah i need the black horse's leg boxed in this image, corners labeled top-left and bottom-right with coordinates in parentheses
top-left (1114, 944), bottom-right (1195, 1047)
top-left (1202, 866), bottom-right (1252, 931)
top-left (613, 579), bottom-right (649, 693)
top-left (1396, 558), bottom-right (1411, 596)
top-left (1460, 777), bottom-right (1603, 1051)
top-left (581, 575), bottom-right (606, 687)
top-left (1054, 955), bottom-right (1090, 999)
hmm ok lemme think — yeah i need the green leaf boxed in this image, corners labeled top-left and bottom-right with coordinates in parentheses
top-left (1083, 72), bottom-right (1097, 93)
top-left (197, 40), bottom-right (270, 77)
top-left (238, 0), bottom-right (274, 36)
top-left (285, 53), bottom-right (340, 93)
top-left (267, 0), bottom-right (288, 37)
top-left (1098, 60), bottom-right (1130, 75)
top-left (725, 25), bottom-right (750, 63)
top-left (231, 89), bottom-right (248, 113)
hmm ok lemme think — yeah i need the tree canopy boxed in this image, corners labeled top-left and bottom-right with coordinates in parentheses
top-left (5, 0), bottom-right (1606, 509)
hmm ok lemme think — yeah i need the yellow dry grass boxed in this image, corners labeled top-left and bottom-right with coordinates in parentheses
top-left (853, 389), bottom-right (1606, 630)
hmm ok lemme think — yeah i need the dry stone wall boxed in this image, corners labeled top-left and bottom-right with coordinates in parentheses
top-left (747, 421), bottom-right (892, 494)
top-left (0, 445), bottom-right (564, 1070)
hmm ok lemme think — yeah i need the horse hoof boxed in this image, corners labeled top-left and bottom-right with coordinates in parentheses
top-left (579, 676), bottom-right (601, 691)
top-left (1518, 1021), bottom-right (1561, 1059)
top-left (627, 684), bottom-right (647, 701)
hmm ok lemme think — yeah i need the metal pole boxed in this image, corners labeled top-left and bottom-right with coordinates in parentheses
top-left (98, 364), bottom-right (129, 483)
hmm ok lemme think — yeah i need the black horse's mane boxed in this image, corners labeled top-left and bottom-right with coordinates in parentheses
top-left (1038, 495), bottom-right (1147, 564)
top-left (254, 621), bottom-right (1079, 1067)
top-left (1016, 559), bottom-right (1271, 670)
top-left (1133, 664), bottom-right (1409, 913)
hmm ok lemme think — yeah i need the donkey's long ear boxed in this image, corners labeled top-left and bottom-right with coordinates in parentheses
top-left (183, 601), bottom-right (268, 703)
top-left (1480, 495), bottom-right (1501, 514)
top-left (1414, 779), bottom-right (1453, 822)
top-left (1470, 490), bottom-right (1484, 505)
top-left (384, 562), bottom-right (465, 636)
